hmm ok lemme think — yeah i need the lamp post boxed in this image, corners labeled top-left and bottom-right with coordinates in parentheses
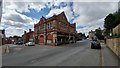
top-left (110, 32), bottom-right (112, 37)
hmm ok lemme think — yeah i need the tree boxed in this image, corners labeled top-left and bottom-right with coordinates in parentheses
top-left (104, 13), bottom-right (115, 30)
top-left (13, 35), bottom-right (21, 42)
top-left (104, 11), bottom-right (120, 37)
top-left (82, 33), bottom-right (87, 39)
top-left (113, 11), bottom-right (120, 27)
top-left (77, 33), bottom-right (83, 40)
top-left (9, 36), bottom-right (12, 38)
top-left (95, 27), bottom-right (104, 40)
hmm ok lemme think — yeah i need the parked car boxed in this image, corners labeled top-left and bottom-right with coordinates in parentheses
top-left (91, 39), bottom-right (101, 49)
top-left (16, 42), bottom-right (23, 45)
top-left (89, 38), bottom-right (92, 41)
top-left (25, 42), bottom-right (35, 46)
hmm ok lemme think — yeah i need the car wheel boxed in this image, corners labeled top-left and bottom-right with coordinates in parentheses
top-left (91, 45), bottom-right (93, 49)
top-left (99, 46), bottom-right (101, 49)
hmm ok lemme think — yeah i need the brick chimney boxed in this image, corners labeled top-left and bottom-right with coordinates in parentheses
top-left (2, 29), bottom-right (5, 34)
top-left (24, 31), bottom-right (26, 34)
top-left (29, 29), bottom-right (31, 32)
top-left (74, 23), bottom-right (76, 29)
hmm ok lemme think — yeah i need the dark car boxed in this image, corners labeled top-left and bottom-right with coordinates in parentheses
top-left (91, 39), bottom-right (101, 49)
top-left (16, 42), bottom-right (23, 45)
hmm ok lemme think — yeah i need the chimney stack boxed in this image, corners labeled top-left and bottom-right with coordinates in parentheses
top-left (29, 29), bottom-right (31, 32)
top-left (2, 29), bottom-right (5, 34)
top-left (24, 31), bottom-right (26, 34)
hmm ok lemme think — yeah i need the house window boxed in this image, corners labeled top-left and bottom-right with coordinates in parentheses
top-left (40, 24), bottom-right (45, 30)
top-left (36, 28), bottom-right (38, 33)
top-left (47, 24), bottom-right (49, 29)
top-left (50, 23), bottom-right (52, 29)
top-left (60, 22), bottom-right (67, 30)
top-left (37, 29), bottom-right (39, 33)
top-left (47, 22), bottom-right (52, 29)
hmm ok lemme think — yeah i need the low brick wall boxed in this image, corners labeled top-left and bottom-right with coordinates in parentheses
top-left (113, 24), bottom-right (120, 35)
top-left (0, 45), bottom-right (10, 54)
top-left (106, 38), bottom-right (120, 58)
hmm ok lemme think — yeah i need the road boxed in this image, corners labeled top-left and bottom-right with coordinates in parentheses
top-left (2, 40), bottom-right (120, 66)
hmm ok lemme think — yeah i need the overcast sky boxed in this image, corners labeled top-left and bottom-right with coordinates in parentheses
top-left (0, 0), bottom-right (119, 37)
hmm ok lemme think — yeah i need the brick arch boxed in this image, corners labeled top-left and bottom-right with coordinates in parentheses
top-left (39, 35), bottom-right (44, 43)
top-left (47, 33), bottom-right (53, 40)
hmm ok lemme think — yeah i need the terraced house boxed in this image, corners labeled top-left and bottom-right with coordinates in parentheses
top-left (34, 11), bottom-right (77, 45)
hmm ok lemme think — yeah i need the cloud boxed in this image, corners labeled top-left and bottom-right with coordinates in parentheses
top-left (46, 3), bottom-right (74, 21)
top-left (3, 0), bottom-right (120, 2)
top-left (2, 9), bottom-right (38, 27)
top-left (3, 2), bottom-right (30, 13)
top-left (5, 26), bottom-right (25, 37)
top-left (1, 1), bottom-right (118, 37)
top-left (3, 2), bottom-right (48, 13)
top-left (1, 2), bottom-right (40, 37)
top-left (46, 2), bottom-right (118, 35)
top-left (28, 2), bottom-right (47, 12)
top-left (72, 2), bottom-right (118, 34)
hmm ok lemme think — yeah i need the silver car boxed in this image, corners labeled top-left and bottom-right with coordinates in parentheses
top-left (25, 42), bottom-right (35, 46)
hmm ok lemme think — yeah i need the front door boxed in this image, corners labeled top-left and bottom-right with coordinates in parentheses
top-left (39, 35), bottom-right (44, 43)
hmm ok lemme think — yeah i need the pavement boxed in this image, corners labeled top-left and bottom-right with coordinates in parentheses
top-left (2, 40), bottom-right (120, 66)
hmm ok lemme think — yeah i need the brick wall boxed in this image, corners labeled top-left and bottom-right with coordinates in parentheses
top-left (113, 24), bottom-right (120, 35)
top-left (106, 38), bottom-right (120, 59)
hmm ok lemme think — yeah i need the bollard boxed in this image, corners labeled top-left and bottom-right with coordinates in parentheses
top-left (2, 45), bottom-right (10, 54)
top-left (5, 45), bottom-right (9, 53)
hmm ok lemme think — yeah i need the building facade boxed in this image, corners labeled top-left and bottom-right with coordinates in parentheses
top-left (22, 29), bottom-right (34, 43)
top-left (34, 12), bottom-right (77, 45)
top-left (0, 29), bottom-right (6, 45)
top-left (4, 38), bottom-right (13, 44)
top-left (89, 30), bottom-right (95, 39)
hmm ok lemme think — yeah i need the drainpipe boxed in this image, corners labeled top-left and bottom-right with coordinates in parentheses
top-left (45, 22), bottom-right (47, 45)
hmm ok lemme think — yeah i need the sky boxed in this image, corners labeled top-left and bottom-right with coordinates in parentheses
top-left (0, 0), bottom-right (119, 37)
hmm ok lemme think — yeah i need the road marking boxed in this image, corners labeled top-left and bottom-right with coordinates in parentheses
top-left (99, 49), bottom-right (104, 67)
top-left (14, 48), bottom-right (22, 51)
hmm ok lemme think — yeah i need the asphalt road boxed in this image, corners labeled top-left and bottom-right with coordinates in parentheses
top-left (2, 40), bottom-right (120, 66)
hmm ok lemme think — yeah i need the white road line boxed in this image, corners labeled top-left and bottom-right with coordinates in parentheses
top-left (99, 48), bottom-right (104, 67)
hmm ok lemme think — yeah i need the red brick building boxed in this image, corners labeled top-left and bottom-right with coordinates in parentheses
top-left (34, 11), bottom-right (77, 45)
top-left (4, 38), bottom-right (13, 44)
top-left (22, 29), bottom-right (34, 43)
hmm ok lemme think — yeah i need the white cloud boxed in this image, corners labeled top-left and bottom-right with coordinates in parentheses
top-left (5, 26), bottom-right (25, 37)
top-left (1, 2), bottom-right (40, 37)
top-left (73, 2), bottom-right (118, 34)
top-left (3, 2), bottom-right (48, 13)
top-left (46, 2), bottom-right (118, 35)
top-left (46, 6), bottom-right (73, 21)
top-left (54, 1), bottom-right (61, 7)
top-left (1, 1), bottom-right (119, 37)
top-left (28, 2), bottom-right (46, 12)
top-left (3, 0), bottom-right (120, 2)
top-left (3, 2), bottom-right (30, 13)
